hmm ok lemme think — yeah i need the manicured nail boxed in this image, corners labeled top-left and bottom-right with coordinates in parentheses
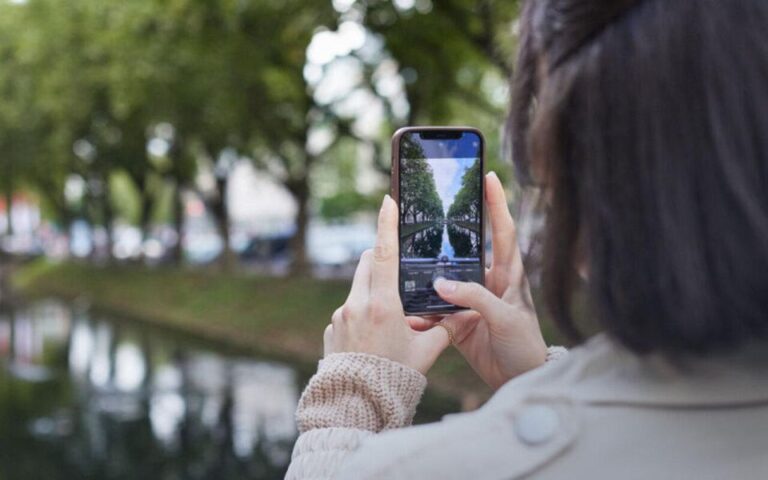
top-left (434, 277), bottom-right (457, 294)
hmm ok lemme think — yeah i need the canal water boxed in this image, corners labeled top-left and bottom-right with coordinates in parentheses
top-left (0, 298), bottom-right (305, 479)
top-left (401, 222), bottom-right (481, 260)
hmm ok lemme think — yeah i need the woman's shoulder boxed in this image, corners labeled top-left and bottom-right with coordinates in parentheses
top-left (333, 337), bottom-right (603, 480)
top-left (337, 334), bottom-right (768, 479)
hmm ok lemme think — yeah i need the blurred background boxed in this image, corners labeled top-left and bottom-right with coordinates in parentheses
top-left (0, 0), bottom-right (536, 478)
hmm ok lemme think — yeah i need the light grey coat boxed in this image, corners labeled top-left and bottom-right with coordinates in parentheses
top-left (292, 335), bottom-right (768, 479)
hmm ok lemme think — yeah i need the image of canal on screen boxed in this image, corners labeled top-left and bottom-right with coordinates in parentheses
top-left (399, 143), bottom-right (483, 313)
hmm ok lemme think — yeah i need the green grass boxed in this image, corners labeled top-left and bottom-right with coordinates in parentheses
top-left (12, 259), bottom-right (494, 400)
top-left (452, 220), bottom-right (481, 233)
top-left (13, 261), bottom-right (349, 359)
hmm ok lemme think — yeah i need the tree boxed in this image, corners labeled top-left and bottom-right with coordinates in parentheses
top-left (357, 0), bottom-right (521, 190)
top-left (239, 1), bottom-right (338, 274)
top-left (447, 159), bottom-right (482, 222)
top-left (0, 0), bottom-right (523, 271)
top-left (397, 138), bottom-right (441, 224)
top-left (101, 0), bottom-right (338, 272)
top-left (0, 0), bottom-right (90, 237)
top-left (400, 158), bottom-right (443, 224)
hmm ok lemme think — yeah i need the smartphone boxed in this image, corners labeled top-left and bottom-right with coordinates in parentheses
top-left (391, 127), bottom-right (485, 316)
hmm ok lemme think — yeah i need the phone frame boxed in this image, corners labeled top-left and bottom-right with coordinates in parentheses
top-left (391, 126), bottom-right (486, 317)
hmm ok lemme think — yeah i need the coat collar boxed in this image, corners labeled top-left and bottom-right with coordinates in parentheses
top-left (537, 334), bottom-right (768, 408)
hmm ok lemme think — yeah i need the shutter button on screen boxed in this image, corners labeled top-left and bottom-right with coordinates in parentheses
top-left (432, 271), bottom-right (459, 284)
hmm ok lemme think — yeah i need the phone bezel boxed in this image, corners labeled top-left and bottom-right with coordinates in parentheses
top-left (391, 126), bottom-right (486, 317)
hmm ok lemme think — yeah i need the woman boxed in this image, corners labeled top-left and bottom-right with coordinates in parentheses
top-left (287, 0), bottom-right (768, 478)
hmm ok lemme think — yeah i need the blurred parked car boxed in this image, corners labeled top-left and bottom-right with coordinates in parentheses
top-left (239, 234), bottom-right (291, 263)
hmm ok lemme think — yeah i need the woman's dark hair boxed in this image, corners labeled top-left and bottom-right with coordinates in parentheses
top-left (509, 0), bottom-right (768, 354)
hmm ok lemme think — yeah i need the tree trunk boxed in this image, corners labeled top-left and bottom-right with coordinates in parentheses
top-left (8, 305), bottom-right (15, 362)
top-left (138, 192), bottom-right (153, 263)
top-left (4, 188), bottom-right (12, 236)
top-left (2, 156), bottom-right (13, 237)
top-left (212, 176), bottom-right (234, 271)
top-left (170, 180), bottom-right (185, 265)
top-left (102, 178), bottom-right (115, 263)
top-left (288, 177), bottom-right (310, 276)
top-left (45, 192), bottom-right (73, 259)
top-left (83, 190), bottom-right (100, 263)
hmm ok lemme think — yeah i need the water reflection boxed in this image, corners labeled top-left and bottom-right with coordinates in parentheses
top-left (447, 224), bottom-right (481, 258)
top-left (402, 222), bottom-right (481, 259)
top-left (0, 299), bottom-right (301, 479)
top-left (401, 224), bottom-right (443, 258)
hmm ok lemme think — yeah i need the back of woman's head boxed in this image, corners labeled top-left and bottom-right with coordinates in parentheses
top-left (510, 0), bottom-right (768, 354)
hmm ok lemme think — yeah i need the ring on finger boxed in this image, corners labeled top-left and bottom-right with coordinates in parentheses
top-left (435, 322), bottom-right (456, 346)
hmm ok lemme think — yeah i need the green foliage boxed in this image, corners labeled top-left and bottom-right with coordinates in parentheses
top-left (109, 171), bottom-right (141, 223)
top-left (447, 158), bottom-right (482, 221)
top-left (398, 133), bottom-right (444, 223)
top-left (400, 157), bottom-right (444, 224)
top-left (319, 190), bottom-right (380, 220)
top-left (359, 1), bottom-right (520, 189)
top-left (362, 0), bottom-right (520, 123)
top-left (0, 0), bottom-right (522, 250)
top-left (0, 0), bottom-right (334, 226)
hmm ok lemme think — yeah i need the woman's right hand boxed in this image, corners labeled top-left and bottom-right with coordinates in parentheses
top-left (411, 172), bottom-right (548, 390)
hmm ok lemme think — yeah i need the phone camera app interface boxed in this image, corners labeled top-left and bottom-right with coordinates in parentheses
top-left (399, 132), bottom-right (483, 313)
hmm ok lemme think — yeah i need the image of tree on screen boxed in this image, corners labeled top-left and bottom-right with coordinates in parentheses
top-left (400, 157), bottom-right (445, 225)
top-left (400, 156), bottom-right (482, 260)
top-left (447, 158), bottom-right (481, 223)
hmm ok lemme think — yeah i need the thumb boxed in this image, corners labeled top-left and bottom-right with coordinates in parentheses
top-left (434, 278), bottom-right (503, 323)
top-left (323, 323), bottom-right (334, 356)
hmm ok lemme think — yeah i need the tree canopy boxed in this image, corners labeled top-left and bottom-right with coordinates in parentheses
top-left (399, 151), bottom-right (444, 225)
top-left (0, 0), bottom-right (520, 270)
top-left (447, 158), bottom-right (481, 222)
top-left (400, 139), bottom-right (445, 223)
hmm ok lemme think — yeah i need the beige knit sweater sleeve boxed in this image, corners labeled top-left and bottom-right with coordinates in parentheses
top-left (286, 347), bottom-right (568, 480)
top-left (286, 352), bottom-right (427, 479)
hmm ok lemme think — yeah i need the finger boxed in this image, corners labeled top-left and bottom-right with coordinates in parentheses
top-left (323, 324), bottom-right (334, 355)
top-left (434, 278), bottom-right (506, 327)
top-left (439, 310), bottom-right (481, 345)
top-left (346, 249), bottom-right (373, 305)
top-left (485, 172), bottom-right (517, 269)
top-left (370, 195), bottom-right (400, 301)
top-left (407, 316), bottom-right (440, 332)
top-left (414, 311), bottom-right (481, 359)
top-left (331, 306), bottom-right (343, 325)
top-left (501, 272), bottom-right (535, 309)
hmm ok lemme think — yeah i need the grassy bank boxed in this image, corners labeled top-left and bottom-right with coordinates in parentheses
top-left (452, 221), bottom-right (481, 233)
top-left (12, 260), bottom-right (493, 401)
top-left (400, 221), bottom-right (440, 237)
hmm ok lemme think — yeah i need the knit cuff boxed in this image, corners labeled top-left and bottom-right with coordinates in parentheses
top-left (296, 352), bottom-right (427, 434)
top-left (546, 345), bottom-right (568, 363)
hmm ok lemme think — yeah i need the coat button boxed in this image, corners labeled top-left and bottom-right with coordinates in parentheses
top-left (514, 405), bottom-right (560, 446)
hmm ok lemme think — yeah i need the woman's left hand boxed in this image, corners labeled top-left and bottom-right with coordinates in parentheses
top-left (324, 195), bottom-right (471, 375)
top-left (409, 173), bottom-right (548, 389)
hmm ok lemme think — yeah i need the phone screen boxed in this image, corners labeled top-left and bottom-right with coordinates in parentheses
top-left (398, 130), bottom-right (484, 315)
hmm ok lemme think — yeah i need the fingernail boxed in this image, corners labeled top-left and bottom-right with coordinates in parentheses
top-left (381, 194), bottom-right (391, 210)
top-left (487, 171), bottom-right (498, 180)
top-left (434, 277), bottom-right (457, 294)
